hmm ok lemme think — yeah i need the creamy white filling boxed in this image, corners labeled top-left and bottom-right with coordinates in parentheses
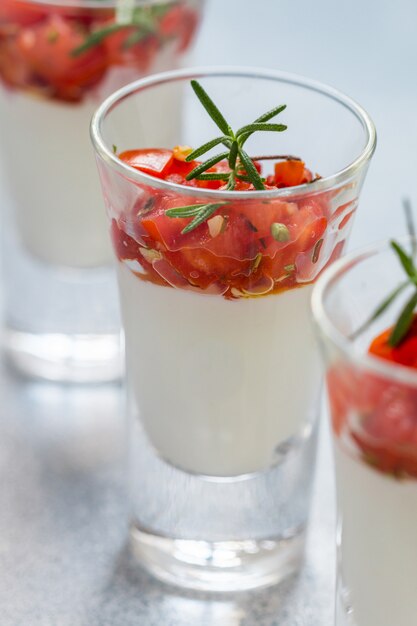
top-left (0, 90), bottom-right (112, 267)
top-left (335, 443), bottom-right (417, 626)
top-left (118, 262), bottom-right (320, 476)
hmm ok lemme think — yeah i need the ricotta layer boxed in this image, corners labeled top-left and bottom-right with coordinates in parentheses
top-left (335, 443), bottom-right (417, 626)
top-left (119, 262), bottom-right (320, 476)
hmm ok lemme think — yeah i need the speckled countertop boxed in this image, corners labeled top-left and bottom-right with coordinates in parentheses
top-left (0, 362), bottom-right (335, 626)
top-left (1, 0), bottom-right (417, 623)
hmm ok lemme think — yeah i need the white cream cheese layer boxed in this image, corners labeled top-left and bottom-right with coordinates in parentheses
top-left (335, 443), bottom-right (417, 626)
top-left (119, 262), bottom-right (319, 476)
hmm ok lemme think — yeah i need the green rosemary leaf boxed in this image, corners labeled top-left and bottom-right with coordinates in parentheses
top-left (185, 151), bottom-right (229, 180)
top-left (166, 205), bottom-right (206, 218)
top-left (122, 28), bottom-right (146, 50)
top-left (195, 173), bottom-right (230, 181)
top-left (226, 171), bottom-right (236, 190)
top-left (228, 141), bottom-right (238, 170)
top-left (237, 131), bottom-right (254, 147)
top-left (165, 80), bottom-right (290, 233)
top-left (182, 203), bottom-right (226, 234)
top-left (236, 123), bottom-right (287, 138)
top-left (71, 23), bottom-right (127, 56)
top-left (253, 104), bottom-right (287, 123)
top-left (186, 137), bottom-right (230, 161)
top-left (190, 81), bottom-right (233, 137)
top-left (131, 7), bottom-right (158, 31)
top-left (389, 290), bottom-right (417, 347)
top-left (237, 147), bottom-right (264, 190)
top-left (391, 241), bottom-right (417, 280)
top-left (350, 281), bottom-right (409, 340)
top-left (72, 3), bottom-right (169, 57)
top-left (144, 3), bottom-right (172, 19)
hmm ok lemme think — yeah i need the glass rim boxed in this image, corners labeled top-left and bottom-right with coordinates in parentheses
top-left (90, 65), bottom-right (377, 202)
top-left (311, 236), bottom-right (417, 387)
top-left (20, 0), bottom-right (178, 8)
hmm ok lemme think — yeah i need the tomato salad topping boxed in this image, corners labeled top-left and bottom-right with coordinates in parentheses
top-left (0, 1), bottom-right (199, 103)
top-left (327, 234), bottom-right (417, 478)
top-left (110, 80), bottom-right (354, 300)
top-left (112, 148), bottom-right (339, 298)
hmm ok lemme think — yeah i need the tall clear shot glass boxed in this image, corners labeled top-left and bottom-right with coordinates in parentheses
top-left (312, 238), bottom-right (417, 626)
top-left (91, 67), bottom-right (375, 591)
top-left (0, 0), bottom-right (203, 382)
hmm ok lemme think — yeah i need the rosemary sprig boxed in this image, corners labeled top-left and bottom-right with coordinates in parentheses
top-left (71, 3), bottom-right (171, 57)
top-left (185, 81), bottom-right (286, 191)
top-left (167, 80), bottom-right (287, 233)
top-left (351, 201), bottom-right (417, 347)
top-left (166, 202), bottom-right (227, 234)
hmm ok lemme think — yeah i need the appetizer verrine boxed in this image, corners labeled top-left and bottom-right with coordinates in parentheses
top-left (314, 231), bottom-right (417, 626)
top-left (105, 79), bottom-right (362, 476)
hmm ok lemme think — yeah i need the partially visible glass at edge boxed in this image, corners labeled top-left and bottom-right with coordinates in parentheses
top-left (312, 238), bottom-right (417, 626)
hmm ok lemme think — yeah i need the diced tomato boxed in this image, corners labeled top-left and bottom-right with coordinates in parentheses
top-left (369, 315), bottom-right (417, 369)
top-left (15, 15), bottom-right (107, 98)
top-left (0, 1), bottom-right (45, 26)
top-left (100, 23), bottom-right (141, 66)
top-left (128, 35), bottom-right (160, 73)
top-left (296, 215), bottom-right (327, 253)
top-left (353, 380), bottom-right (417, 477)
top-left (176, 6), bottom-right (199, 52)
top-left (274, 160), bottom-right (312, 187)
top-left (119, 149), bottom-right (174, 178)
top-left (197, 159), bottom-right (231, 190)
top-left (220, 180), bottom-right (253, 191)
top-left (111, 146), bottom-right (336, 298)
top-left (0, 3), bottom-right (200, 102)
top-left (111, 218), bottom-right (142, 260)
top-left (141, 215), bottom-right (165, 244)
top-left (170, 153), bottom-right (199, 179)
top-left (0, 36), bottom-right (30, 89)
top-left (141, 197), bottom-right (211, 251)
top-left (327, 315), bottom-right (417, 478)
top-left (159, 5), bottom-right (184, 37)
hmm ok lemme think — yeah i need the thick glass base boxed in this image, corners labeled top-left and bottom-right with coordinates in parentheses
top-left (0, 201), bottom-right (122, 384)
top-left (127, 398), bottom-right (318, 592)
top-left (3, 327), bottom-right (123, 383)
top-left (130, 523), bottom-right (305, 592)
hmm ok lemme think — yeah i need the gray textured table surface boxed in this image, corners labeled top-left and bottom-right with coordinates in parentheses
top-left (0, 362), bottom-right (335, 626)
top-left (1, 0), bottom-right (417, 624)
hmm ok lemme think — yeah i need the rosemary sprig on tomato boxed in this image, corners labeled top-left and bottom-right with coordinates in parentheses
top-left (352, 204), bottom-right (417, 348)
top-left (158, 79), bottom-right (317, 233)
top-left (325, 204), bottom-right (417, 479)
top-left (71, 3), bottom-right (172, 57)
top-left (114, 79), bottom-right (344, 300)
top-left (0, 1), bottom-right (199, 103)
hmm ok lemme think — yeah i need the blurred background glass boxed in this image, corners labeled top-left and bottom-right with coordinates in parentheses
top-left (0, 0), bottom-right (203, 382)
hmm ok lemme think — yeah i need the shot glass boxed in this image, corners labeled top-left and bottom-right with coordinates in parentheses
top-left (0, 0), bottom-right (203, 382)
top-left (91, 68), bottom-right (375, 591)
top-left (312, 238), bottom-right (417, 625)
